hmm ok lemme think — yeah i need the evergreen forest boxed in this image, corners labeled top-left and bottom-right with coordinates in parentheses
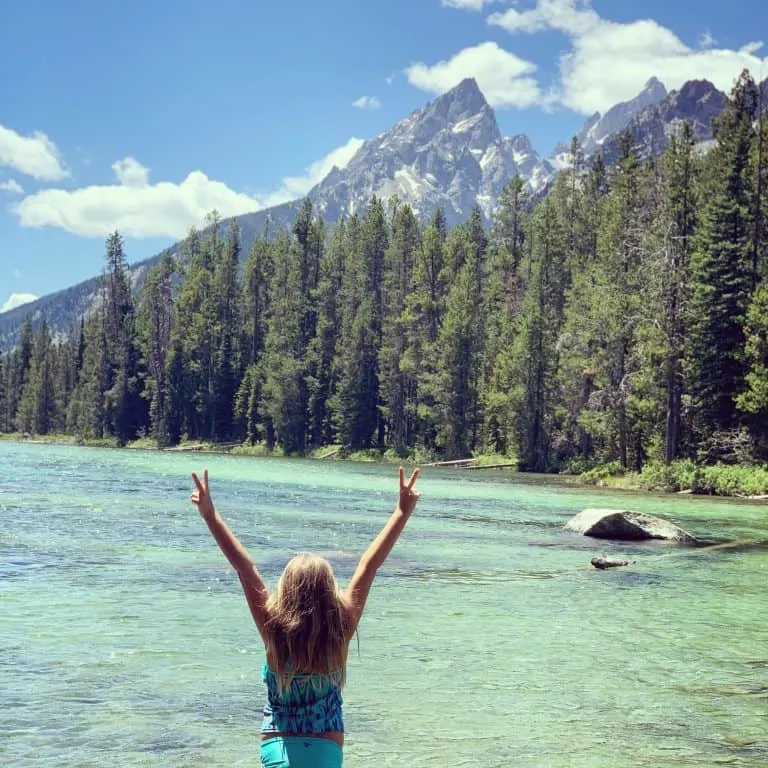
top-left (2, 71), bottom-right (767, 490)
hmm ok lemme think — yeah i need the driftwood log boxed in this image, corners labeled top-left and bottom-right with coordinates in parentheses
top-left (591, 556), bottom-right (634, 569)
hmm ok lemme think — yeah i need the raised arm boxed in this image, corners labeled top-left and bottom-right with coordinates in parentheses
top-left (190, 470), bottom-right (270, 637)
top-left (345, 467), bottom-right (420, 634)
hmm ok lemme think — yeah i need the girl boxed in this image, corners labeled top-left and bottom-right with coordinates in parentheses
top-left (189, 466), bottom-right (421, 768)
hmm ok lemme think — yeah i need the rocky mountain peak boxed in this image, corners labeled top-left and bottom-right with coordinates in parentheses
top-left (506, 134), bottom-right (534, 155)
top-left (598, 79), bottom-right (726, 164)
top-left (672, 79), bottom-right (721, 106)
top-left (642, 76), bottom-right (667, 98)
top-left (306, 77), bottom-right (529, 223)
top-left (577, 77), bottom-right (668, 153)
top-left (431, 77), bottom-right (489, 122)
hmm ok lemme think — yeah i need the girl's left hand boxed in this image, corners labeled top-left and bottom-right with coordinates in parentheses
top-left (190, 469), bottom-right (215, 521)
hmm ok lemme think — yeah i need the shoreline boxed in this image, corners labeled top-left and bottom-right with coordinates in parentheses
top-left (3, 433), bottom-right (767, 501)
top-left (0, 433), bottom-right (515, 466)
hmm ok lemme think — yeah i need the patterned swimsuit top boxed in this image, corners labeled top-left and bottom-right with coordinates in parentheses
top-left (261, 662), bottom-right (344, 735)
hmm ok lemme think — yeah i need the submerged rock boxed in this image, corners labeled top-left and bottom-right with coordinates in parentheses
top-left (566, 509), bottom-right (697, 543)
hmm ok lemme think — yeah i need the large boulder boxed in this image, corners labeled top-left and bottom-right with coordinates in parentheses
top-left (566, 509), bottom-right (697, 543)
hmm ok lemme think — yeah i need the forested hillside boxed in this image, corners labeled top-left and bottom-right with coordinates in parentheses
top-left (2, 71), bottom-right (766, 481)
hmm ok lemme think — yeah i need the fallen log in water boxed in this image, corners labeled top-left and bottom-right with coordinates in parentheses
top-left (591, 557), bottom-right (634, 569)
top-left (423, 458), bottom-right (477, 467)
top-left (589, 538), bottom-right (768, 571)
top-left (687, 538), bottom-right (768, 554)
top-left (463, 462), bottom-right (518, 470)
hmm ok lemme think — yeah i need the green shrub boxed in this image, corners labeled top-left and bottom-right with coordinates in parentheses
top-left (692, 464), bottom-right (768, 496)
top-left (638, 459), bottom-right (768, 496)
top-left (230, 443), bottom-right (284, 457)
top-left (638, 459), bottom-right (697, 492)
top-left (471, 452), bottom-right (517, 467)
top-left (580, 461), bottom-right (624, 485)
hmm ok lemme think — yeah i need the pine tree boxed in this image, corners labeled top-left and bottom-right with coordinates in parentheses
top-left (0, 354), bottom-right (7, 433)
top-left (363, 196), bottom-right (389, 447)
top-left (17, 320), bottom-right (56, 435)
top-left (659, 123), bottom-right (698, 462)
top-left (4, 316), bottom-right (35, 430)
top-left (306, 219), bottom-right (346, 447)
top-left (260, 231), bottom-right (308, 453)
top-left (241, 235), bottom-right (273, 369)
top-left (752, 82), bottom-right (767, 280)
top-left (484, 178), bottom-right (527, 453)
top-left (329, 215), bottom-right (378, 450)
top-left (102, 231), bottom-right (145, 445)
top-left (174, 224), bottom-right (216, 439)
top-left (234, 363), bottom-right (264, 445)
top-left (402, 210), bottom-right (448, 452)
top-left (211, 221), bottom-right (241, 440)
top-left (68, 310), bottom-right (109, 438)
top-left (560, 134), bottom-right (652, 469)
top-left (433, 256), bottom-right (477, 457)
top-left (19, 315), bottom-right (34, 380)
top-left (54, 325), bottom-right (80, 431)
top-left (736, 282), bottom-right (768, 454)
top-left (138, 255), bottom-right (176, 446)
top-left (508, 199), bottom-right (567, 471)
top-left (164, 336), bottom-right (185, 445)
top-left (379, 202), bottom-right (420, 454)
top-left (687, 71), bottom-right (757, 446)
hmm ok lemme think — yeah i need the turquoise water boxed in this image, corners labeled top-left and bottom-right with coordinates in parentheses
top-left (1, 442), bottom-right (767, 767)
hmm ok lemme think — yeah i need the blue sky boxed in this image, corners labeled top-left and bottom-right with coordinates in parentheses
top-left (2, 0), bottom-right (767, 310)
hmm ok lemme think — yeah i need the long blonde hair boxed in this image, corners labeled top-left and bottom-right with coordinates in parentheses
top-left (265, 553), bottom-right (351, 692)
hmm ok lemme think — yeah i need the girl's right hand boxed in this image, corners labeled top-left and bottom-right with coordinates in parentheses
top-left (398, 467), bottom-right (421, 516)
top-left (190, 469), bottom-right (216, 521)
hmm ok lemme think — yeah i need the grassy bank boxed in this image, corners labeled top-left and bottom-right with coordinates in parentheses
top-left (232, 443), bottom-right (517, 468)
top-left (0, 431), bottom-right (119, 448)
top-left (3, 432), bottom-right (517, 468)
top-left (579, 459), bottom-right (768, 499)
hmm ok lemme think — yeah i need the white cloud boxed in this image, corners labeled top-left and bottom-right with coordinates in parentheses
top-left (405, 41), bottom-right (545, 109)
top-left (1, 293), bottom-right (38, 314)
top-left (352, 96), bottom-right (382, 110)
top-left (112, 157), bottom-right (150, 187)
top-left (488, 0), bottom-right (768, 115)
top-left (488, 0), bottom-right (598, 36)
top-left (0, 123), bottom-right (68, 181)
top-left (699, 30), bottom-right (717, 49)
top-left (12, 138), bottom-right (364, 240)
top-left (0, 179), bottom-right (24, 195)
top-left (441, 0), bottom-right (495, 9)
top-left (273, 137), bottom-right (364, 202)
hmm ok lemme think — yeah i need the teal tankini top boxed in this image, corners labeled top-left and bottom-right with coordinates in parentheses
top-left (261, 663), bottom-right (344, 735)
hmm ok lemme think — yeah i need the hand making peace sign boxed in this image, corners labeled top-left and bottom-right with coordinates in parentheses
top-left (398, 466), bottom-right (421, 517)
top-left (190, 469), bottom-right (216, 521)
